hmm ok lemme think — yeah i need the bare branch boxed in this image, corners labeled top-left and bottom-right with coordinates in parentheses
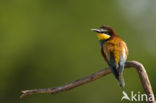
top-left (20, 61), bottom-right (155, 103)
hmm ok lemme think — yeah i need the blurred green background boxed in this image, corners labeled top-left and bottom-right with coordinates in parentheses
top-left (0, 0), bottom-right (156, 103)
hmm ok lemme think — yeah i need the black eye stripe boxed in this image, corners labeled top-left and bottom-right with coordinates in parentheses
top-left (103, 32), bottom-right (112, 36)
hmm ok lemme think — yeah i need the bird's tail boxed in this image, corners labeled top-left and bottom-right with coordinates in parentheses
top-left (118, 74), bottom-right (125, 90)
top-left (109, 66), bottom-right (125, 90)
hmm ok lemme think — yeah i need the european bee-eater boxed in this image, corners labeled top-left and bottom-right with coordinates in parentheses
top-left (92, 25), bottom-right (128, 89)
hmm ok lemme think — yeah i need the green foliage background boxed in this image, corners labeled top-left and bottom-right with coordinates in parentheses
top-left (0, 0), bottom-right (156, 103)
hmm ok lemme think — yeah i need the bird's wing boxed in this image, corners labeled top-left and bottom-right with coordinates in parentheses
top-left (101, 48), bottom-right (109, 64)
top-left (103, 40), bottom-right (121, 79)
top-left (103, 39), bottom-right (128, 74)
top-left (118, 41), bottom-right (128, 74)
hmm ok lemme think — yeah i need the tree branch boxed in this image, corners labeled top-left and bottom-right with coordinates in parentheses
top-left (20, 61), bottom-right (155, 103)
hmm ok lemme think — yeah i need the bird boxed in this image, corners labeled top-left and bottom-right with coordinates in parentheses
top-left (91, 25), bottom-right (128, 90)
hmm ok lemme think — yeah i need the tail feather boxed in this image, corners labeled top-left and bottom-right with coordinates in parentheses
top-left (118, 74), bottom-right (125, 90)
top-left (110, 66), bottom-right (125, 90)
top-left (109, 66), bottom-right (119, 80)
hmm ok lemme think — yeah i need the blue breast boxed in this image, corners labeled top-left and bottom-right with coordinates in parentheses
top-left (100, 40), bottom-right (106, 48)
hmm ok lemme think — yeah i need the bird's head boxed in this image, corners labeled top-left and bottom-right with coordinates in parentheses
top-left (91, 25), bottom-right (116, 40)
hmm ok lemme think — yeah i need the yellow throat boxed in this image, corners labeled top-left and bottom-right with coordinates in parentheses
top-left (97, 33), bottom-right (111, 40)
